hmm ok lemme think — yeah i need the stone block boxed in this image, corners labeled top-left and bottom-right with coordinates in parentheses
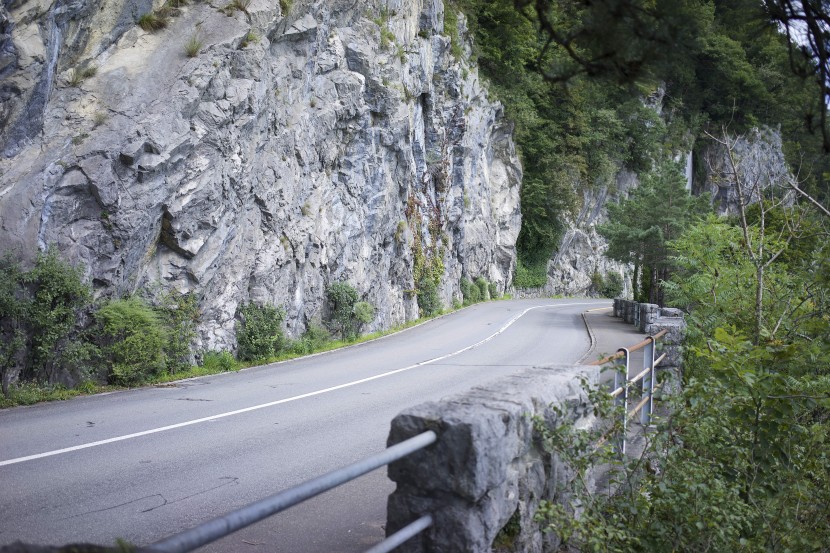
top-left (638, 303), bottom-right (660, 332)
top-left (659, 307), bottom-right (684, 318)
top-left (386, 365), bottom-right (599, 553)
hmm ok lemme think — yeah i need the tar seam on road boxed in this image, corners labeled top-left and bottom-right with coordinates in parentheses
top-left (0, 302), bottom-right (603, 468)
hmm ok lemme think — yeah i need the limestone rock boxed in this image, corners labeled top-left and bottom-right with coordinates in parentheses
top-left (543, 170), bottom-right (637, 298)
top-left (697, 126), bottom-right (795, 215)
top-left (0, 0), bottom-right (521, 351)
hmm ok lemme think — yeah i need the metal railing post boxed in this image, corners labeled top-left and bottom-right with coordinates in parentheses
top-left (641, 337), bottom-right (655, 426)
top-left (615, 347), bottom-right (629, 456)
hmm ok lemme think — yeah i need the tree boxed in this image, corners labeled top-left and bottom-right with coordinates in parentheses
top-left (704, 128), bottom-right (811, 343)
top-left (764, 0), bottom-right (830, 152)
top-left (599, 160), bottom-right (707, 304)
top-left (22, 248), bottom-right (92, 384)
top-left (508, 0), bottom-right (712, 85)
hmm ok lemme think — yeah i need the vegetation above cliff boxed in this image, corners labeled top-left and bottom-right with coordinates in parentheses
top-left (457, 0), bottom-right (829, 268)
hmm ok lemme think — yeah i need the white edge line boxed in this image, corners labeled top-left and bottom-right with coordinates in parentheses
top-left (0, 302), bottom-right (601, 468)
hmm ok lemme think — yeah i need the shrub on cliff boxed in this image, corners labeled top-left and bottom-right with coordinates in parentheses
top-left (97, 297), bottom-right (167, 385)
top-left (475, 277), bottom-right (490, 301)
top-left (417, 276), bottom-right (442, 317)
top-left (18, 248), bottom-right (94, 387)
top-left (326, 281), bottom-right (375, 340)
top-left (151, 289), bottom-right (199, 373)
top-left (236, 302), bottom-right (286, 362)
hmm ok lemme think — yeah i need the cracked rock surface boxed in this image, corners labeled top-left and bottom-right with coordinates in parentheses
top-left (0, 0), bottom-right (521, 350)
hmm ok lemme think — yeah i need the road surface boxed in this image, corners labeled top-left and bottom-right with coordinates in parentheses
top-left (0, 299), bottom-right (611, 552)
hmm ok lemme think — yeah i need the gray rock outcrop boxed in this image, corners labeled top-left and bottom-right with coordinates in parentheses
top-left (543, 169), bottom-right (637, 298)
top-left (0, 0), bottom-right (521, 350)
top-left (695, 126), bottom-right (794, 215)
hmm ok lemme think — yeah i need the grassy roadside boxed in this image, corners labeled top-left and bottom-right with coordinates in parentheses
top-left (1, 298), bottom-right (519, 409)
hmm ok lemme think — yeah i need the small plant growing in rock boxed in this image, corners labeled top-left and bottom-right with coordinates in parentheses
top-left (279, 0), bottom-right (292, 13)
top-left (138, 12), bottom-right (168, 32)
top-left (240, 30), bottom-right (259, 48)
top-left (67, 64), bottom-right (97, 87)
top-left (394, 221), bottom-right (407, 245)
top-left (184, 32), bottom-right (203, 58)
top-left (92, 111), bottom-right (109, 128)
top-left (222, 0), bottom-right (251, 15)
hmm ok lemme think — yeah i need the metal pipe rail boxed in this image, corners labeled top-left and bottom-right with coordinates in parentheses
top-left (589, 329), bottom-right (668, 455)
top-left (589, 329), bottom-right (667, 366)
top-left (148, 430), bottom-right (437, 553)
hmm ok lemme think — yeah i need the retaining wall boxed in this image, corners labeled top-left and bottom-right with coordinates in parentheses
top-left (386, 365), bottom-right (599, 553)
top-left (613, 299), bottom-right (686, 389)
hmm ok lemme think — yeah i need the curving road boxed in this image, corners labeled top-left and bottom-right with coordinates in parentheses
top-left (0, 298), bottom-right (610, 552)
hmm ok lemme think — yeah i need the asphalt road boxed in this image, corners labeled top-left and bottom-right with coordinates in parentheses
top-left (0, 298), bottom-right (610, 552)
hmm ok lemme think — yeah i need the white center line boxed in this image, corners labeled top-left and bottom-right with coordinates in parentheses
top-left (0, 302), bottom-right (602, 467)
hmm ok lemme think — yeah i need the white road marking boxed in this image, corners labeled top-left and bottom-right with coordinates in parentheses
top-left (0, 302), bottom-right (602, 467)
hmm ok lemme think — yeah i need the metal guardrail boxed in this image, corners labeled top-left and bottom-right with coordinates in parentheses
top-left (148, 430), bottom-right (437, 553)
top-left (590, 329), bottom-right (668, 454)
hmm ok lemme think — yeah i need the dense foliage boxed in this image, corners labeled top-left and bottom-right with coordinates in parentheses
top-left (325, 281), bottom-right (376, 340)
top-left (457, 0), bottom-right (829, 272)
top-left (0, 248), bottom-right (201, 396)
top-left (459, 0), bottom-right (830, 548)
top-left (97, 297), bottom-right (167, 385)
top-left (598, 160), bottom-right (709, 304)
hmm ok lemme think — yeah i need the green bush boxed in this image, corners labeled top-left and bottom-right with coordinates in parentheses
top-left (417, 276), bottom-right (443, 317)
top-left (23, 248), bottom-right (92, 384)
top-left (488, 282), bottom-right (500, 300)
top-left (289, 323), bottom-right (332, 355)
top-left (590, 270), bottom-right (625, 298)
top-left (600, 272), bottom-right (624, 298)
top-left (0, 255), bottom-right (25, 397)
top-left (461, 278), bottom-right (481, 305)
top-left (154, 290), bottom-right (199, 373)
top-left (202, 351), bottom-right (237, 372)
top-left (353, 301), bottom-right (375, 327)
top-left (236, 302), bottom-right (286, 362)
top-left (513, 259), bottom-right (547, 288)
top-left (475, 277), bottom-right (491, 301)
top-left (97, 297), bottom-right (167, 385)
top-left (326, 281), bottom-right (359, 340)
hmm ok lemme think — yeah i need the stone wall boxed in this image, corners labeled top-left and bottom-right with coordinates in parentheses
top-left (385, 364), bottom-right (599, 553)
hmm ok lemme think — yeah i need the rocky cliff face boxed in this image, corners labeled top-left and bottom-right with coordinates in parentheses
top-left (695, 126), bottom-right (794, 215)
top-left (543, 125), bottom-right (794, 298)
top-left (542, 170), bottom-right (636, 298)
top-left (0, 0), bottom-right (521, 349)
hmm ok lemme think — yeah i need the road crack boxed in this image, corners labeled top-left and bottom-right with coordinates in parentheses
top-left (60, 477), bottom-right (239, 520)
